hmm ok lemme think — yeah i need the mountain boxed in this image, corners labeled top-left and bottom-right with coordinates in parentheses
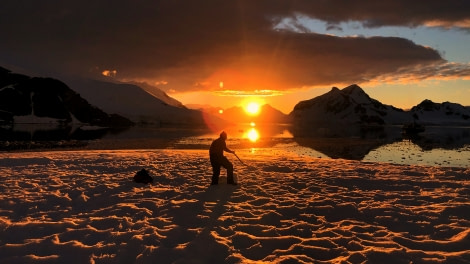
top-left (290, 84), bottom-right (411, 127)
top-left (193, 104), bottom-right (291, 124)
top-left (258, 104), bottom-right (292, 123)
top-left (64, 78), bottom-right (228, 128)
top-left (186, 104), bottom-right (222, 113)
top-left (126, 81), bottom-right (185, 108)
top-left (410, 99), bottom-right (470, 125)
top-left (0, 67), bottom-right (133, 127)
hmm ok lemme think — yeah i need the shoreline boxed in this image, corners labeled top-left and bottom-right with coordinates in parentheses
top-left (1, 146), bottom-right (469, 169)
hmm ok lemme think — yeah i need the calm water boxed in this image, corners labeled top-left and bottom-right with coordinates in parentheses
top-left (1, 123), bottom-right (469, 168)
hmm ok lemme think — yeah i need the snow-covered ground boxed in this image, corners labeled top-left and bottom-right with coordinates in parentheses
top-left (0, 149), bottom-right (469, 263)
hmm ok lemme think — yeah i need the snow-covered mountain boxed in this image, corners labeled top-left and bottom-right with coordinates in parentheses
top-left (0, 67), bottom-right (133, 127)
top-left (0, 66), bottom-right (228, 128)
top-left (64, 78), bottom-right (227, 127)
top-left (126, 81), bottom-right (185, 108)
top-left (410, 99), bottom-right (470, 125)
top-left (291, 84), bottom-right (470, 128)
top-left (290, 84), bottom-right (411, 126)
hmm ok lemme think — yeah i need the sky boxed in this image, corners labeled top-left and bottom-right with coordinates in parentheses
top-left (1, 0), bottom-right (469, 114)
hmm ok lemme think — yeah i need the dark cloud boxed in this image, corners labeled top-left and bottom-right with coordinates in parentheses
top-left (280, 0), bottom-right (470, 29)
top-left (0, 0), bottom-right (468, 92)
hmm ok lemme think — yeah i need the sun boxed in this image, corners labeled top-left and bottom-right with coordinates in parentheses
top-left (244, 102), bottom-right (261, 116)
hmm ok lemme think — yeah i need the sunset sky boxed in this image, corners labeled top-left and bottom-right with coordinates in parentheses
top-left (1, 0), bottom-right (469, 113)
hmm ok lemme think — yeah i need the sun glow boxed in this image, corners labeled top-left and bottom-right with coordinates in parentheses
top-left (246, 128), bottom-right (260, 142)
top-left (244, 102), bottom-right (261, 116)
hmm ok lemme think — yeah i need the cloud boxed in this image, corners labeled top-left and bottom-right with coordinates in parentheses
top-left (214, 90), bottom-right (285, 97)
top-left (0, 0), bottom-right (469, 93)
top-left (368, 62), bottom-right (470, 84)
top-left (285, 0), bottom-right (470, 29)
top-left (101, 70), bottom-right (117, 77)
top-left (424, 19), bottom-right (470, 30)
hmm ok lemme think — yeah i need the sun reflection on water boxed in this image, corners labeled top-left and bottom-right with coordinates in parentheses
top-left (246, 127), bottom-right (260, 142)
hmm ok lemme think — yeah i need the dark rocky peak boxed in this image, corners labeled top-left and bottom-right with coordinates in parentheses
top-left (342, 84), bottom-right (362, 93)
top-left (0, 66), bottom-right (9, 75)
top-left (293, 84), bottom-right (373, 112)
top-left (342, 84), bottom-right (372, 102)
top-left (413, 99), bottom-right (440, 111)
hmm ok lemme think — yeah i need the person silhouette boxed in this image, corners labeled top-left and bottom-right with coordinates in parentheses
top-left (209, 131), bottom-right (236, 185)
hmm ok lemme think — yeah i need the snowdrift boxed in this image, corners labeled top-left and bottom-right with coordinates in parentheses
top-left (1, 150), bottom-right (469, 263)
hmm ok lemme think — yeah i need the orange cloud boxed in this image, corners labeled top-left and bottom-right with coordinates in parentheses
top-left (367, 62), bottom-right (470, 85)
top-left (101, 70), bottom-right (117, 77)
top-left (214, 90), bottom-right (285, 97)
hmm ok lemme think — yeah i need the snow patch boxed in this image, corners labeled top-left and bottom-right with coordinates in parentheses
top-left (0, 150), bottom-right (469, 263)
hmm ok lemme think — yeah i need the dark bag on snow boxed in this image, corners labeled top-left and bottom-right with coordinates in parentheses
top-left (134, 169), bottom-right (153, 184)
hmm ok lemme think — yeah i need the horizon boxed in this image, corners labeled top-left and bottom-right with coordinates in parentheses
top-left (182, 84), bottom-right (470, 115)
top-left (1, 1), bottom-right (470, 115)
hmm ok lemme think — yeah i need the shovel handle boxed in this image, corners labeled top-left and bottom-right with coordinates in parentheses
top-left (233, 152), bottom-right (246, 166)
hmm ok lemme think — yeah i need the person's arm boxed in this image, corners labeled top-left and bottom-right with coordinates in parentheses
top-left (223, 142), bottom-right (235, 154)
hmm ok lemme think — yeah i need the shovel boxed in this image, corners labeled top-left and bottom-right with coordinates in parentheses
top-left (233, 152), bottom-right (257, 170)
